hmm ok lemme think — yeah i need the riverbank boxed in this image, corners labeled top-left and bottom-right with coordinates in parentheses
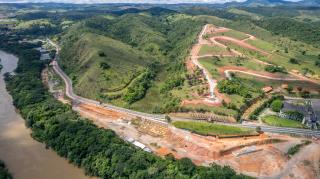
top-left (0, 50), bottom-right (91, 179)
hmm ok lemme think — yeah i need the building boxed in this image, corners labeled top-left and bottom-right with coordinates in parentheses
top-left (262, 86), bottom-right (273, 93)
top-left (279, 100), bottom-right (319, 129)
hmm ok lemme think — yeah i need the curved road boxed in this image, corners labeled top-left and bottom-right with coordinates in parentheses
top-left (224, 69), bottom-right (305, 81)
top-left (48, 38), bottom-right (320, 137)
top-left (190, 24), bottom-right (219, 101)
top-left (48, 40), bottom-right (166, 124)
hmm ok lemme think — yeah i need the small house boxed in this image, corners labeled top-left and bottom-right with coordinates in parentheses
top-left (262, 86), bottom-right (273, 93)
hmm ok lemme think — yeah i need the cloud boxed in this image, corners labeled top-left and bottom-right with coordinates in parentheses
top-left (0, 0), bottom-right (248, 4)
top-left (0, 0), bottom-right (302, 4)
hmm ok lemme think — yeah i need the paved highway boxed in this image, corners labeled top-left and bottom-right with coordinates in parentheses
top-left (48, 39), bottom-right (320, 137)
top-left (48, 40), bottom-right (166, 124)
top-left (229, 122), bottom-right (320, 137)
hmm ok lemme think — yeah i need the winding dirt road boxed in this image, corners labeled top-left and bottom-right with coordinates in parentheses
top-left (190, 24), bottom-right (320, 104)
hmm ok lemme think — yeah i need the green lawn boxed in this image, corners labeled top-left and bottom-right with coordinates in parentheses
top-left (262, 115), bottom-right (305, 128)
top-left (246, 39), bottom-right (276, 52)
top-left (198, 56), bottom-right (266, 79)
top-left (213, 29), bottom-right (249, 40)
top-left (199, 45), bottom-right (227, 55)
top-left (217, 37), bottom-right (320, 76)
top-left (172, 121), bottom-right (255, 136)
top-left (182, 104), bottom-right (239, 117)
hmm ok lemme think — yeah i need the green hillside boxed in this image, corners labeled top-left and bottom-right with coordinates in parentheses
top-left (59, 13), bottom-right (204, 113)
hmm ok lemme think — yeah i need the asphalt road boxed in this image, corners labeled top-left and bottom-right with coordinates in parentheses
top-left (48, 39), bottom-right (320, 137)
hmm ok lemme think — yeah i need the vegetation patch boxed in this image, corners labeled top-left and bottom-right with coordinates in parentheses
top-left (265, 65), bottom-right (287, 74)
top-left (172, 121), bottom-right (255, 136)
top-left (1, 35), bottom-right (251, 179)
top-left (262, 115), bottom-right (305, 128)
top-left (217, 79), bottom-right (255, 98)
top-left (59, 13), bottom-right (204, 113)
top-left (213, 29), bottom-right (249, 40)
top-left (0, 160), bottom-right (12, 179)
top-left (287, 140), bottom-right (311, 158)
top-left (199, 45), bottom-right (227, 55)
top-left (246, 39), bottom-right (275, 52)
top-left (270, 99), bottom-right (283, 112)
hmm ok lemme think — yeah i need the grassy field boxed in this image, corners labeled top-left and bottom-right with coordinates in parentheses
top-left (234, 72), bottom-right (320, 96)
top-left (198, 56), bottom-right (263, 109)
top-left (262, 115), bottom-right (305, 128)
top-left (59, 13), bottom-right (204, 113)
top-left (60, 32), bottom-right (151, 99)
top-left (14, 19), bottom-right (52, 29)
top-left (246, 39), bottom-right (276, 52)
top-left (198, 56), bottom-right (266, 79)
top-left (172, 121), bottom-right (255, 136)
top-left (213, 29), bottom-right (249, 40)
top-left (182, 104), bottom-right (239, 116)
top-left (199, 44), bottom-right (227, 55)
top-left (218, 39), bottom-right (320, 76)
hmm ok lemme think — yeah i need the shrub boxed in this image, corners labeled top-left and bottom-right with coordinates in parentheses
top-left (217, 79), bottom-right (252, 98)
top-left (99, 62), bottom-right (110, 69)
top-left (270, 99), bottom-right (283, 112)
top-left (265, 65), bottom-right (287, 73)
top-left (283, 110), bottom-right (304, 121)
top-left (160, 75), bottom-right (184, 93)
top-left (249, 95), bottom-right (283, 120)
top-left (287, 140), bottom-right (311, 157)
top-left (289, 58), bottom-right (299, 64)
top-left (98, 51), bottom-right (106, 57)
top-left (0, 160), bottom-right (12, 179)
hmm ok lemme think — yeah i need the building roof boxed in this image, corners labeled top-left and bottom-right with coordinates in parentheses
top-left (132, 141), bottom-right (146, 149)
top-left (281, 84), bottom-right (288, 89)
top-left (262, 86), bottom-right (273, 93)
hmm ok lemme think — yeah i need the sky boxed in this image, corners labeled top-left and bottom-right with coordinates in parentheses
top-left (0, 0), bottom-right (301, 4)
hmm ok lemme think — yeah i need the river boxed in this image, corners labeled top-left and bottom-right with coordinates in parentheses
top-left (0, 50), bottom-right (93, 179)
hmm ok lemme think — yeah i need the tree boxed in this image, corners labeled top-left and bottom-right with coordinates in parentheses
top-left (289, 58), bottom-right (299, 64)
top-left (315, 60), bottom-right (320, 67)
top-left (255, 126), bottom-right (262, 133)
top-left (301, 90), bottom-right (310, 98)
top-left (98, 51), bottom-right (106, 57)
top-left (286, 85), bottom-right (293, 94)
top-left (165, 115), bottom-right (171, 123)
top-left (270, 99), bottom-right (283, 112)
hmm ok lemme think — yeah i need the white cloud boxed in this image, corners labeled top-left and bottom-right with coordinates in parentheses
top-left (0, 0), bottom-right (247, 4)
top-left (0, 0), bottom-right (302, 4)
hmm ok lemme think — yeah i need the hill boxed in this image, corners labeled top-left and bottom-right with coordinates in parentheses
top-left (59, 12), bottom-right (204, 113)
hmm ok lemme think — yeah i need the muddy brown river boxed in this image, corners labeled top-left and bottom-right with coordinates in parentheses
top-left (0, 50), bottom-right (93, 179)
